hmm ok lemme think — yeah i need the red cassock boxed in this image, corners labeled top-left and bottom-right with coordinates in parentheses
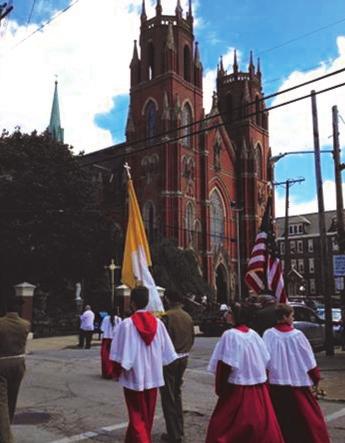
top-left (269, 384), bottom-right (330, 443)
top-left (206, 363), bottom-right (284, 443)
top-left (100, 338), bottom-right (115, 379)
top-left (206, 326), bottom-right (285, 443)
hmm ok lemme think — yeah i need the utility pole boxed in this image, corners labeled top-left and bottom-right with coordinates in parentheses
top-left (333, 105), bottom-right (345, 250)
top-left (274, 178), bottom-right (305, 296)
top-left (311, 90), bottom-right (334, 356)
top-left (332, 105), bottom-right (345, 333)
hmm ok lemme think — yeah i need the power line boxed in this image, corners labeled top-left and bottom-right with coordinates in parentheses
top-left (258, 16), bottom-right (345, 56)
top-left (27, 0), bottom-right (37, 25)
top-left (13, 0), bottom-right (81, 49)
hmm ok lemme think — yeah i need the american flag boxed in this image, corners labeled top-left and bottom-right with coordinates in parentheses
top-left (244, 198), bottom-right (287, 303)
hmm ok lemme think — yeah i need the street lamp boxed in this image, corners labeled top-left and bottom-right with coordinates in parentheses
top-left (230, 201), bottom-right (243, 301)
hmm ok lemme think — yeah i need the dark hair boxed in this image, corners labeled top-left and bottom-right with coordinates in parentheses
top-left (165, 290), bottom-right (182, 304)
top-left (130, 286), bottom-right (149, 310)
top-left (275, 303), bottom-right (293, 321)
top-left (230, 303), bottom-right (252, 326)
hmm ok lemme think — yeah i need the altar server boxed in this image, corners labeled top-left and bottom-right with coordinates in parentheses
top-left (206, 303), bottom-right (284, 443)
top-left (100, 310), bottom-right (122, 379)
top-left (263, 303), bottom-right (330, 443)
top-left (110, 286), bottom-right (177, 443)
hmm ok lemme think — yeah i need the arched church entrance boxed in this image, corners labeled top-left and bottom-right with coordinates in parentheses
top-left (216, 264), bottom-right (228, 304)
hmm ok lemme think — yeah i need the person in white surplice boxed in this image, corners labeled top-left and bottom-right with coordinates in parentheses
top-left (109, 286), bottom-right (177, 443)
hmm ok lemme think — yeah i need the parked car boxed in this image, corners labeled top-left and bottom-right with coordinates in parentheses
top-left (317, 308), bottom-right (343, 345)
top-left (199, 309), bottom-right (232, 336)
top-left (290, 303), bottom-right (325, 351)
top-left (200, 303), bottom-right (325, 351)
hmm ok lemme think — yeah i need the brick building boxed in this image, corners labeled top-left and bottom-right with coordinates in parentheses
top-left (275, 211), bottom-right (342, 297)
top-left (83, 0), bottom-right (272, 303)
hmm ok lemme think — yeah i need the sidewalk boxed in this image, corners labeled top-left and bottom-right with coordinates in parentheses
top-left (316, 349), bottom-right (345, 402)
top-left (26, 334), bottom-right (102, 352)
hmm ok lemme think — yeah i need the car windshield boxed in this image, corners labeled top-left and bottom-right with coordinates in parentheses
top-left (317, 308), bottom-right (342, 322)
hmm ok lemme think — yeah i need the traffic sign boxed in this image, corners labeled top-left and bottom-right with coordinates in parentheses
top-left (333, 255), bottom-right (345, 276)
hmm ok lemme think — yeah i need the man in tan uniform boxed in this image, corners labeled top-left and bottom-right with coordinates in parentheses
top-left (160, 290), bottom-right (194, 443)
top-left (0, 297), bottom-right (30, 443)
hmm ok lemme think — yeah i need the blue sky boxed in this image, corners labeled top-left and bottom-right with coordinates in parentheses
top-left (2, 0), bottom-right (345, 216)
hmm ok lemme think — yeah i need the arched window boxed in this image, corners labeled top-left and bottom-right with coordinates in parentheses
top-left (194, 220), bottom-right (202, 251)
top-left (210, 189), bottom-right (225, 249)
top-left (255, 145), bottom-right (263, 179)
top-left (184, 45), bottom-right (191, 82)
top-left (143, 201), bottom-right (155, 243)
top-left (185, 203), bottom-right (194, 246)
top-left (148, 42), bottom-right (155, 80)
top-left (146, 101), bottom-right (156, 144)
top-left (181, 103), bottom-right (192, 147)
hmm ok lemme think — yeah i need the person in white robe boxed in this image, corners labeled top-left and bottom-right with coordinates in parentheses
top-left (100, 311), bottom-right (122, 379)
top-left (110, 286), bottom-right (177, 443)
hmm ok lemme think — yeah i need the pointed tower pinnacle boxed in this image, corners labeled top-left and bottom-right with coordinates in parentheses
top-left (156, 0), bottom-right (162, 16)
top-left (130, 40), bottom-right (139, 67)
top-left (219, 55), bottom-right (224, 74)
top-left (248, 50), bottom-right (255, 77)
top-left (188, 0), bottom-right (193, 17)
top-left (175, 0), bottom-right (183, 18)
top-left (48, 80), bottom-right (64, 143)
top-left (194, 41), bottom-right (201, 67)
top-left (233, 49), bottom-right (238, 74)
top-left (141, 0), bottom-right (147, 22)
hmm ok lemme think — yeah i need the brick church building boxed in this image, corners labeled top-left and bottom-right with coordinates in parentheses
top-left (83, 0), bottom-right (273, 303)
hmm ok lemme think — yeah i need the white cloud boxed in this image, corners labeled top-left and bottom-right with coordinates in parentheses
top-left (0, 0), bottom-right (199, 153)
top-left (275, 180), bottom-right (345, 217)
top-left (270, 36), bottom-right (345, 155)
top-left (203, 47), bottom-right (241, 113)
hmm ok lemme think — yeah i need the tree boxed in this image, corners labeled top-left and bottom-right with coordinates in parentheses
top-left (0, 129), bottom-right (111, 307)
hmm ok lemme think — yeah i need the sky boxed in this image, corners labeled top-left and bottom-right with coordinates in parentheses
top-left (0, 0), bottom-right (345, 217)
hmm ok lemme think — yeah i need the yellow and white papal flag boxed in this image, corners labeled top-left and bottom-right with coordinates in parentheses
top-left (121, 178), bottom-right (164, 312)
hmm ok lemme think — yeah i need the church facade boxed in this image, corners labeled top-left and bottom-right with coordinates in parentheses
top-left (83, 0), bottom-right (273, 303)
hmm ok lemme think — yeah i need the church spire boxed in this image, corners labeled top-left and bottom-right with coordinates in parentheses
top-left (141, 0), bottom-right (147, 22)
top-left (175, 0), bottom-right (183, 18)
top-left (48, 80), bottom-right (64, 143)
top-left (233, 49), bottom-right (238, 74)
top-left (248, 50), bottom-right (255, 78)
top-left (156, 0), bottom-right (162, 16)
top-left (130, 40), bottom-right (139, 67)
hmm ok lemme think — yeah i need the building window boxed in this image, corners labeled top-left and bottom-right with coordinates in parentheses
top-left (297, 240), bottom-right (303, 253)
top-left (143, 201), bottom-right (155, 243)
top-left (146, 101), bottom-right (156, 144)
top-left (185, 203), bottom-right (194, 246)
top-left (310, 278), bottom-right (316, 294)
top-left (298, 259), bottom-right (304, 273)
top-left (181, 103), bottom-right (192, 148)
top-left (308, 239), bottom-right (314, 253)
top-left (148, 42), bottom-right (155, 80)
top-left (255, 145), bottom-right (262, 180)
top-left (184, 45), bottom-right (191, 82)
top-left (210, 189), bottom-right (225, 249)
top-left (294, 225), bottom-right (298, 234)
top-left (289, 225), bottom-right (293, 235)
top-left (290, 241), bottom-right (296, 254)
top-left (298, 224), bottom-right (303, 233)
top-left (280, 242), bottom-right (285, 255)
top-left (309, 258), bottom-right (315, 274)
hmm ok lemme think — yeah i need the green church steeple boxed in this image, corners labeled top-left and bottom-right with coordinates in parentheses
top-left (48, 80), bottom-right (64, 143)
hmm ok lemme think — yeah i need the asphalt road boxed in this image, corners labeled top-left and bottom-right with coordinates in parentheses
top-left (13, 337), bottom-right (345, 443)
